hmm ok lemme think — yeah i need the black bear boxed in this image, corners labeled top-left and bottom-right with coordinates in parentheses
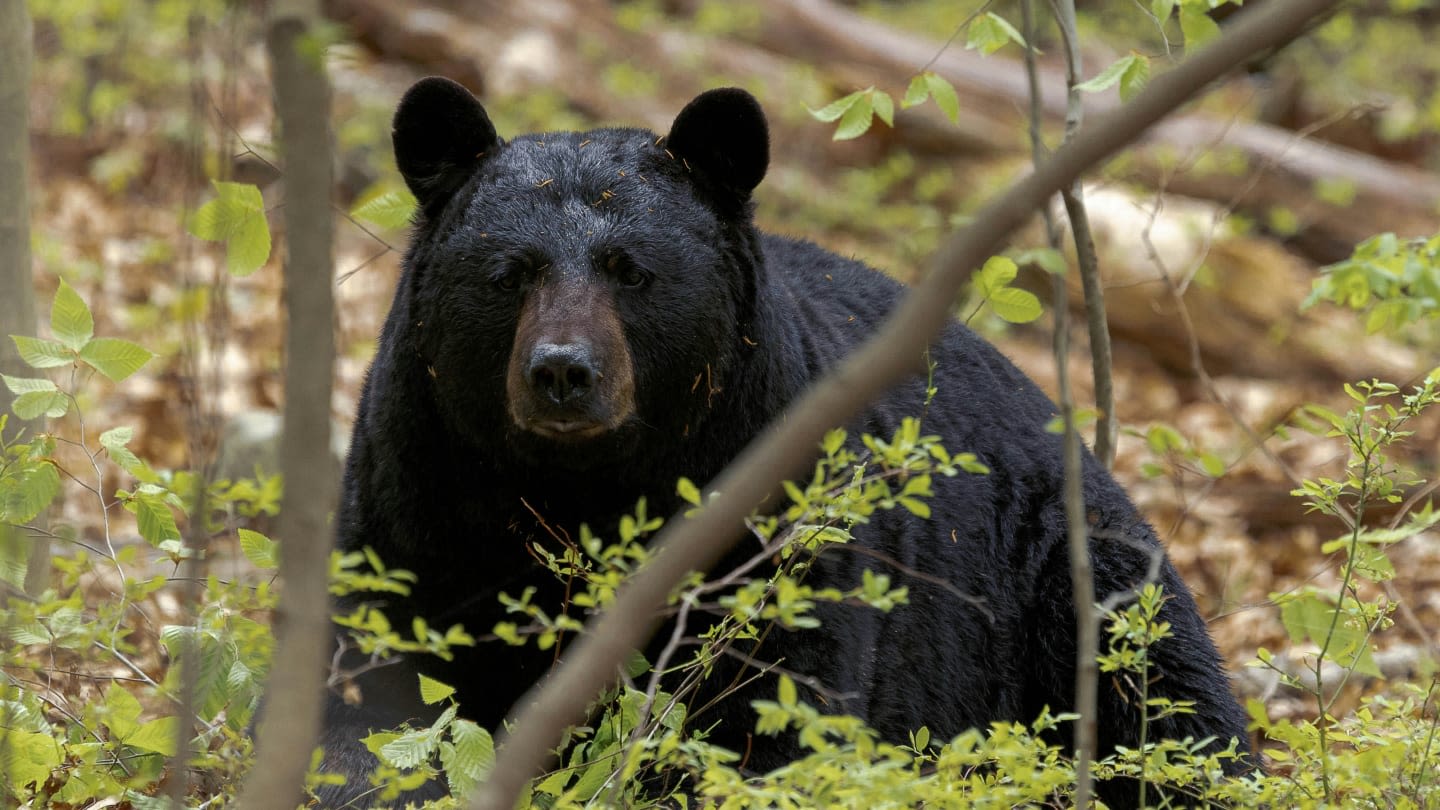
top-left (318, 77), bottom-right (1249, 807)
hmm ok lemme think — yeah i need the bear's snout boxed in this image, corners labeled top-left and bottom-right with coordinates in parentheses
top-left (527, 342), bottom-right (598, 406)
top-left (504, 275), bottom-right (637, 442)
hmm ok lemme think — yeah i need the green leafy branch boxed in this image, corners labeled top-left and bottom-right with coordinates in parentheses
top-left (1305, 231), bottom-right (1440, 334)
top-left (4, 279), bottom-right (154, 422)
top-left (188, 180), bottom-right (273, 277)
top-left (1256, 372), bottom-right (1440, 801)
top-left (967, 256), bottom-right (1044, 325)
top-left (354, 675), bottom-right (496, 803)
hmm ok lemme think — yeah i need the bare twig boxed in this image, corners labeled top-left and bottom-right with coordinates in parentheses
top-left (165, 11), bottom-right (220, 802)
top-left (1020, 0), bottom-right (1094, 800)
top-left (468, 3), bottom-right (1344, 806)
top-left (816, 541), bottom-right (992, 619)
top-left (1046, 0), bottom-right (1116, 473)
top-left (1045, 0), bottom-right (1111, 801)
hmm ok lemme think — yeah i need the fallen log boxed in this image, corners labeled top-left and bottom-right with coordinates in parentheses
top-left (756, 0), bottom-right (1440, 261)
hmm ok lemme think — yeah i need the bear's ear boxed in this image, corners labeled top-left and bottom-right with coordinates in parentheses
top-left (665, 88), bottom-right (769, 199)
top-left (392, 77), bottom-right (501, 215)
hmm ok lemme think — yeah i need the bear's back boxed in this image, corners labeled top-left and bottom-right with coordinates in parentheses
top-left (760, 232), bottom-right (1060, 437)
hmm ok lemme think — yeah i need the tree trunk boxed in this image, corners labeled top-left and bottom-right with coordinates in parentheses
top-left (236, 1), bottom-right (337, 807)
top-left (0, 0), bottom-right (47, 597)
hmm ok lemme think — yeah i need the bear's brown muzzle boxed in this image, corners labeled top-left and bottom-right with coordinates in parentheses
top-left (506, 271), bottom-right (636, 441)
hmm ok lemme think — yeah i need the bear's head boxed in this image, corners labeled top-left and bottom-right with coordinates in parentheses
top-left (391, 78), bottom-right (770, 470)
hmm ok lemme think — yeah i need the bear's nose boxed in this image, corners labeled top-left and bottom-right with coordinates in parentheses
top-left (527, 343), bottom-right (597, 405)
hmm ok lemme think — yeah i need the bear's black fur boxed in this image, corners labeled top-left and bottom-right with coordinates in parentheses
top-left (318, 78), bottom-right (1249, 808)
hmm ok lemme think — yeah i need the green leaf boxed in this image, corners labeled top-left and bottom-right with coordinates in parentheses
top-left (418, 674), bottom-right (456, 705)
top-left (0, 731), bottom-right (63, 794)
top-left (362, 731), bottom-right (400, 759)
top-left (777, 674), bottom-right (797, 708)
top-left (870, 90), bottom-right (894, 128)
top-left (2, 462), bottom-right (60, 524)
top-left (833, 93), bottom-right (875, 140)
top-left (1179, 7), bottom-right (1222, 48)
top-left (913, 726), bottom-right (930, 751)
top-left (99, 426), bottom-right (154, 482)
top-left (190, 181), bottom-right (262, 239)
top-left (226, 211), bottom-right (270, 276)
top-left (125, 717), bottom-right (179, 756)
top-left (899, 474), bottom-right (933, 499)
top-left (350, 187), bottom-right (419, 231)
top-left (1350, 543), bottom-right (1396, 583)
top-left (924, 73), bottom-right (960, 123)
top-left (1013, 248), bottom-right (1067, 275)
top-left (1198, 452), bottom-right (1226, 478)
top-left (1146, 424), bottom-right (1185, 453)
top-left (442, 719), bottom-right (494, 797)
top-left (9, 624), bottom-right (50, 645)
top-left (676, 476), bottom-right (702, 506)
top-left (0, 524), bottom-right (30, 588)
top-left (1344, 643), bottom-right (1382, 678)
top-left (50, 279), bottom-right (94, 351)
top-left (228, 659), bottom-right (255, 693)
top-left (976, 256), bottom-right (1019, 294)
top-left (380, 726), bottom-right (442, 770)
top-left (898, 496), bottom-right (932, 518)
top-left (239, 528), bottom-right (279, 569)
top-left (12, 390), bottom-right (69, 420)
top-left (104, 683), bottom-right (143, 741)
top-left (12, 336), bottom-right (73, 369)
top-left (985, 13), bottom-right (1027, 47)
top-left (1077, 55), bottom-right (1141, 95)
top-left (782, 479), bottom-right (807, 508)
top-left (134, 495), bottom-right (181, 546)
top-left (79, 337), bottom-right (154, 382)
top-left (806, 90), bottom-right (864, 123)
top-left (190, 181), bottom-right (272, 276)
top-left (1313, 176), bottom-right (1358, 207)
top-left (986, 287), bottom-right (1043, 324)
top-left (1279, 593), bottom-right (1335, 647)
top-left (902, 74), bottom-right (930, 108)
top-left (1, 375), bottom-right (57, 395)
top-left (968, 12), bottom-right (1026, 55)
top-left (624, 649), bottom-right (651, 679)
top-left (1118, 55), bottom-right (1151, 102)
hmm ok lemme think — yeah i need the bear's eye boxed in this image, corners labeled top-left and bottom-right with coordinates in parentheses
top-left (619, 266), bottom-right (647, 288)
top-left (605, 252), bottom-right (648, 289)
top-left (495, 274), bottom-right (520, 292)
